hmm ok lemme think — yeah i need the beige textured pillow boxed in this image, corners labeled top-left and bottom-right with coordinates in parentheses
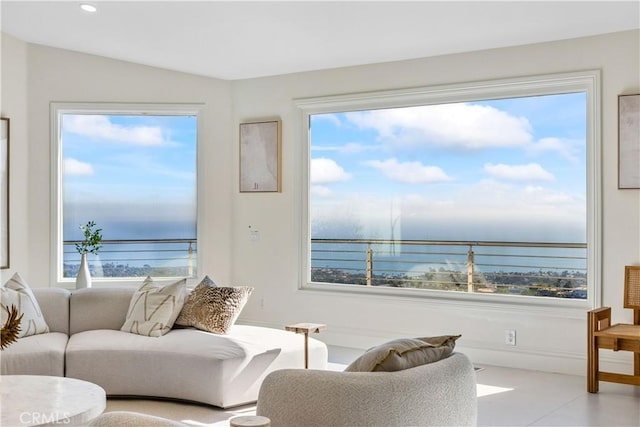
top-left (1, 273), bottom-right (50, 338)
top-left (344, 335), bottom-right (461, 372)
top-left (121, 277), bottom-right (187, 337)
top-left (175, 281), bottom-right (253, 334)
top-left (175, 275), bottom-right (215, 323)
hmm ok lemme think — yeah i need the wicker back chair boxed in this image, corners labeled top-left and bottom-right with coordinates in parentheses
top-left (587, 265), bottom-right (640, 392)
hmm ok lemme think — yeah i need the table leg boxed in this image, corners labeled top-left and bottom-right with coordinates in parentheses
top-left (304, 332), bottom-right (309, 369)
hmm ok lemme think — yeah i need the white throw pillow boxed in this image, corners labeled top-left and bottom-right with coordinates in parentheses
top-left (1, 272), bottom-right (50, 338)
top-left (121, 277), bottom-right (187, 337)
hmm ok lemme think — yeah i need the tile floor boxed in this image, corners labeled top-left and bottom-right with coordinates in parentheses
top-left (105, 364), bottom-right (640, 426)
top-left (474, 365), bottom-right (639, 426)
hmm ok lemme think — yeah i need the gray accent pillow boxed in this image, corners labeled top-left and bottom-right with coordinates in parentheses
top-left (1, 272), bottom-right (50, 338)
top-left (344, 335), bottom-right (461, 372)
top-left (175, 280), bottom-right (253, 334)
top-left (121, 276), bottom-right (187, 337)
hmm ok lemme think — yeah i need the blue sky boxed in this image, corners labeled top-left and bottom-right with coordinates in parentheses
top-left (62, 114), bottom-right (197, 241)
top-left (310, 92), bottom-right (587, 243)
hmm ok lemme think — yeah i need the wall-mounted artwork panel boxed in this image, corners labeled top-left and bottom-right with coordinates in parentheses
top-left (619, 94), bottom-right (640, 189)
top-left (240, 120), bottom-right (281, 193)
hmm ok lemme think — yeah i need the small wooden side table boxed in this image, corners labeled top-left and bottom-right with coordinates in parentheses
top-left (285, 322), bottom-right (327, 368)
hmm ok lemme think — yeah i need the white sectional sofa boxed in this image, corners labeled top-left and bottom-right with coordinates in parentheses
top-left (1, 287), bottom-right (328, 408)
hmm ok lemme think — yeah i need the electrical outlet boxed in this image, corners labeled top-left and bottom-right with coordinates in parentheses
top-left (505, 329), bottom-right (516, 346)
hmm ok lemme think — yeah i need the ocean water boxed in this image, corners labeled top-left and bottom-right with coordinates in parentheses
top-left (63, 240), bottom-right (196, 278)
top-left (311, 241), bottom-right (587, 276)
top-left (63, 239), bottom-right (587, 281)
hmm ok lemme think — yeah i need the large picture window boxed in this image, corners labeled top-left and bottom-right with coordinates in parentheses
top-left (51, 103), bottom-right (201, 283)
top-left (297, 71), bottom-right (600, 305)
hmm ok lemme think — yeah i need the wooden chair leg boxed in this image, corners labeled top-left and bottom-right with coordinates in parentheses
top-left (587, 311), bottom-right (599, 393)
top-left (635, 310), bottom-right (640, 377)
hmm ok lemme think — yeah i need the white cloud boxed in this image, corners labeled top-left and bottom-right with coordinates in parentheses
top-left (63, 158), bottom-right (94, 176)
top-left (312, 142), bottom-right (372, 155)
top-left (111, 154), bottom-right (195, 181)
top-left (366, 158), bottom-right (451, 184)
top-left (483, 163), bottom-right (554, 182)
top-left (527, 137), bottom-right (582, 163)
top-left (346, 103), bottom-right (532, 149)
top-left (63, 115), bottom-right (166, 146)
top-left (311, 113), bottom-right (342, 127)
top-left (311, 185), bottom-right (334, 197)
top-left (437, 179), bottom-right (579, 224)
top-left (310, 179), bottom-right (586, 242)
top-left (311, 158), bottom-right (352, 184)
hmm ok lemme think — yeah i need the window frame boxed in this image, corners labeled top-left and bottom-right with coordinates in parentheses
top-left (295, 70), bottom-right (601, 311)
top-left (50, 102), bottom-right (204, 286)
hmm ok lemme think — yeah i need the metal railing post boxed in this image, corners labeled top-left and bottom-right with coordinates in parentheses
top-left (188, 242), bottom-right (194, 277)
top-left (309, 238), bottom-right (587, 297)
top-left (366, 244), bottom-right (373, 286)
top-left (467, 245), bottom-right (474, 293)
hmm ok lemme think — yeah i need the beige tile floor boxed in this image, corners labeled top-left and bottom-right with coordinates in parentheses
top-left (105, 364), bottom-right (640, 426)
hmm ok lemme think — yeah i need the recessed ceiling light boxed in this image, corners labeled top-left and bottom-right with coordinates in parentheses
top-left (80, 4), bottom-right (97, 13)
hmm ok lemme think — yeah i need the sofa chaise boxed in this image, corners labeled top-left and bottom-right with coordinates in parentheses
top-left (1, 287), bottom-right (328, 408)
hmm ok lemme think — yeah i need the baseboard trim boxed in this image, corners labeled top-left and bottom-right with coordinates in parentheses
top-left (239, 317), bottom-right (635, 376)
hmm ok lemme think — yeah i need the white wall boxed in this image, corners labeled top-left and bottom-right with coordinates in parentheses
top-left (0, 38), bottom-right (235, 287)
top-left (230, 30), bottom-right (640, 374)
top-left (0, 34), bottom-right (29, 283)
top-left (1, 30), bottom-right (639, 374)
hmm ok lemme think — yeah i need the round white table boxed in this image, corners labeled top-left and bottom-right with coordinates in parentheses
top-left (1, 375), bottom-right (106, 427)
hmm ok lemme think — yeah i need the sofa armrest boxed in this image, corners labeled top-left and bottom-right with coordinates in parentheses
top-left (256, 352), bottom-right (477, 427)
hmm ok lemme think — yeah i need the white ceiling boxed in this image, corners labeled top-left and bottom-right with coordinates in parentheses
top-left (2, 1), bottom-right (639, 80)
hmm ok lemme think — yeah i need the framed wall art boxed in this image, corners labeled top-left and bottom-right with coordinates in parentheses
top-left (239, 120), bottom-right (281, 192)
top-left (619, 94), bottom-right (640, 189)
top-left (1, 117), bottom-right (9, 268)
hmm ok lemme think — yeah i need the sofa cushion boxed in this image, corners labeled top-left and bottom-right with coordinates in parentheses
top-left (32, 288), bottom-right (71, 335)
top-left (121, 277), bottom-right (187, 337)
top-left (1, 273), bottom-right (50, 338)
top-left (0, 332), bottom-right (68, 376)
top-left (344, 335), bottom-right (461, 372)
top-left (65, 325), bottom-right (328, 408)
top-left (70, 287), bottom-right (135, 334)
top-left (175, 284), bottom-right (253, 334)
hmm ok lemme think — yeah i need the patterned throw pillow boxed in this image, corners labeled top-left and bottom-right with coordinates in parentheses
top-left (1, 272), bottom-right (50, 338)
top-left (175, 279), bottom-right (253, 334)
top-left (121, 277), bottom-right (187, 337)
top-left (175, 275), bottom-right (216, 324)
top-left (344, 335), bottom-right (461, 372)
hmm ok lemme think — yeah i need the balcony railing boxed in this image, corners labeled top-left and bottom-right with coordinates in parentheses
top-left (311, 239), bottom-right (587, 298)
top-left (63, 238), bottom-right (197, 278)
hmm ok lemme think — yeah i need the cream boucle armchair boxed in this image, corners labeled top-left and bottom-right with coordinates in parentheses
top-left (256, 352), bottom-right (477, 427)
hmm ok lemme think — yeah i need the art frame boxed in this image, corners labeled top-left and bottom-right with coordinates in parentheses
top-left (618, 94), bottom-right (640, 189)
top-left (239, 120), bottom-right (281, 193)
top-left (1, 117), bottom-right (9, 269)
